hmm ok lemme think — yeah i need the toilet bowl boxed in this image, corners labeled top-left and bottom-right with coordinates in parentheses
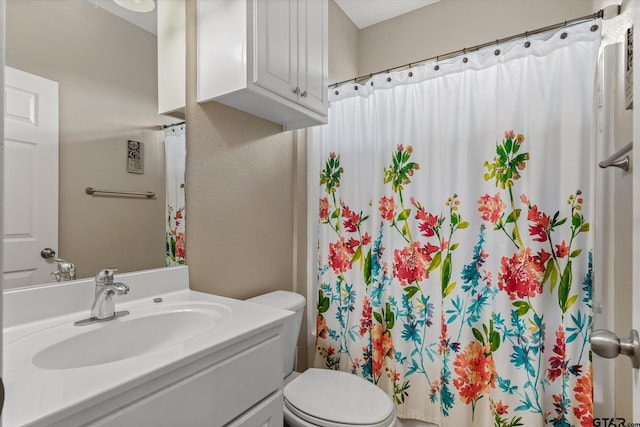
top-left (247, 291), bottom-right (396, 427)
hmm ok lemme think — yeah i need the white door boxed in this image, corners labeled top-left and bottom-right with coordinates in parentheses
top-left (3, 67), bottom-right (58, 288)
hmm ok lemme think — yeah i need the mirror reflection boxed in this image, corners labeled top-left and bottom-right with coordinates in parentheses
top-left (5, 0), bottom-right (185, 288)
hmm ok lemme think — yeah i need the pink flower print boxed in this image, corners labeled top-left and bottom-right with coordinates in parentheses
top-left (547, 326), bottom-right (567, 382)
top-left (416, 209), bottom-right (439, 237)
top-left (520, 194), bottom-right (529, 205)
top-left (175, 232), bottom-right (186, 259)
top-left (498, 248), bottom-right (544, 300)
top-left (345, 237), bottom-right (360, 252)
top-left (425, 242), bottom-right (440, 258)
top-left (505, 130), bottom-right (515, 139)
top-left (393, 242), bottom-right (429, 286)
top-left (528, 205), bottom-right (550, 242)
top-left (328, 237), bottom-right (355, 274)
top-left (379, 196), bottom-right (396, 222)
top-left (478, 193), bottom-right (506, 224)
top-left (359, 297), bottom-right (372, 337)
top-left (319, 197), bottom-right (330, 221)
top-left (361, 232), bottom-right (372, 246)
top-left (342, 206), bottom-right (360, 233)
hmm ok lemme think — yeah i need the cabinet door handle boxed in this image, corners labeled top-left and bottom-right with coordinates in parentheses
top-left (301, 90), bottom-right (308, 97)
top-left (293, 87), bottom-right (300, 95)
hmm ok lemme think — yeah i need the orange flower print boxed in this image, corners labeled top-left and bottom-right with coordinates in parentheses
top-left (453, 341), bottom-right (497, 405)
top-left (555, 240), bottom-right (570, 258)
top-left (494, 400), bottom-right (509, 415)
top-left (478, 193), bottom-right (506, 224)
top-left (573, 366), bottom-right (593, 427)
top-left (393, 242), bottom-right (430, 286)
top-left (316, 314), bottom-right (328, 340)
top-left (372, 323), bottom-right (394, 378)
top-left (319, 197), bottom-right (330, 221)
top-left (328, 237), bottom-right (355, 274)
top-left (379, 196), bottom-right (397, 222)
top-left (498, 248), bottom-right (544, 300)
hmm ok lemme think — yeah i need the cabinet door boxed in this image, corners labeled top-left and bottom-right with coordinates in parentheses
top-left (297, 0), bottom-right (327, 115)
top-left (254, 0), bottom-right (298, 103)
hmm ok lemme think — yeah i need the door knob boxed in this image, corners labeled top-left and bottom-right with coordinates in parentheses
top-left (591, 329), bottom-right (640, 369)
top-left (40, 247), bottom-right (56, 259)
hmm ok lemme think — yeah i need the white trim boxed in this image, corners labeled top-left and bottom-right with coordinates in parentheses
top-left (305, 125), bottom-right (323, 369)
top-left (632, 0), bottom-right (640, 418)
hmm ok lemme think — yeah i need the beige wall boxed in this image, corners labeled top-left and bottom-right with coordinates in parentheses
top-left (6, 0), bottom-right (173, 282)
top-left (328, 0), bottom-right (359, 85)
top-left (358, 0), bottom-right (595, 76)
top-left (185, 0), bottom-right (295, 300)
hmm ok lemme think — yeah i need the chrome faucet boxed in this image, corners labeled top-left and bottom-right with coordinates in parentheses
top-left (75, 268), bottom-right (130, 326)
top-left (51, 258), bottom-right (76, 282)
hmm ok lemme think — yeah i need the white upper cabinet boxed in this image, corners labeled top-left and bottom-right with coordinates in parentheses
top-left (157, 0), bottom-right (186, 117)
top-left (197, 0), bottom-right (328, 131)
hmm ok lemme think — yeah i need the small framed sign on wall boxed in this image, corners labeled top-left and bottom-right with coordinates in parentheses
top-left (127, 140), bottom-right (144, 174)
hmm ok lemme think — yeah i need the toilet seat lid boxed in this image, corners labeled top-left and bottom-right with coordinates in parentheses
top-left (284, 368), bottom-right (394, 426)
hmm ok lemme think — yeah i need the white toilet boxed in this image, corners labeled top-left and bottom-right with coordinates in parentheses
top-left (248, 291), bottom-right (396, 427)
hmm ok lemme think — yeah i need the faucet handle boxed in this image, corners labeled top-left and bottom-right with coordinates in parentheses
top-left (96, 268), bottom-right (118, 285)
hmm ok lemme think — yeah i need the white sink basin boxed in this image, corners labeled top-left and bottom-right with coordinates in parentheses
top-left (25, 301), bottom-right (231, 370)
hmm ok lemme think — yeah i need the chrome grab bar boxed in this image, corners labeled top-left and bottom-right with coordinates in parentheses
top-left (85, 186), bottom-right (155, 198)
top-left (599, 141), bottom-right (632, 171)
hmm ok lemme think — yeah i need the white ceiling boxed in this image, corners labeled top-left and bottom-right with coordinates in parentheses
top-left (89, 0), bottom-right (441, 35)
top-left (334, 0), bottom-right (440, 29)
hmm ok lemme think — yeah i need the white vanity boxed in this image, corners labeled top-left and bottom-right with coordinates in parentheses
top-left (3, 266), bottom-right (291, 426)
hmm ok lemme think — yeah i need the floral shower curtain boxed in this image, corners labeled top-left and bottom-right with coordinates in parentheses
top-left (165, 123), bottom-right (186, 266)
top-left (311, 21), bottom-right (601, 426)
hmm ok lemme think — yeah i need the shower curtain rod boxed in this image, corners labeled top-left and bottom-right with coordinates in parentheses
top-left (162, 121), bottom-right (185, 129)
top-left (329, 8), bottom-right (607, 89)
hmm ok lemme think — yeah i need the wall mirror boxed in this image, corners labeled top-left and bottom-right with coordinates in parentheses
top-left (4, 0), bottom-right (185, 288)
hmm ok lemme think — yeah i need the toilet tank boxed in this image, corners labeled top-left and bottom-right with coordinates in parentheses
top-left (247, 291), bottom-right (306, 377)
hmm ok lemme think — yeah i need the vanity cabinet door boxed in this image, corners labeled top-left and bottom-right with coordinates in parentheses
top-left (92, 335), bottom-right (283, 427)
top-left (226, 391), bottom-right (283, 427)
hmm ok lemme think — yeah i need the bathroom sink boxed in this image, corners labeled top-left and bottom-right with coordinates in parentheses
top-left (29, 301), bottom-right (231, 370)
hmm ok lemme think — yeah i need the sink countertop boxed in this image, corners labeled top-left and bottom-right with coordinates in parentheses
top-left (2, 267), bottom-right (293, 427)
